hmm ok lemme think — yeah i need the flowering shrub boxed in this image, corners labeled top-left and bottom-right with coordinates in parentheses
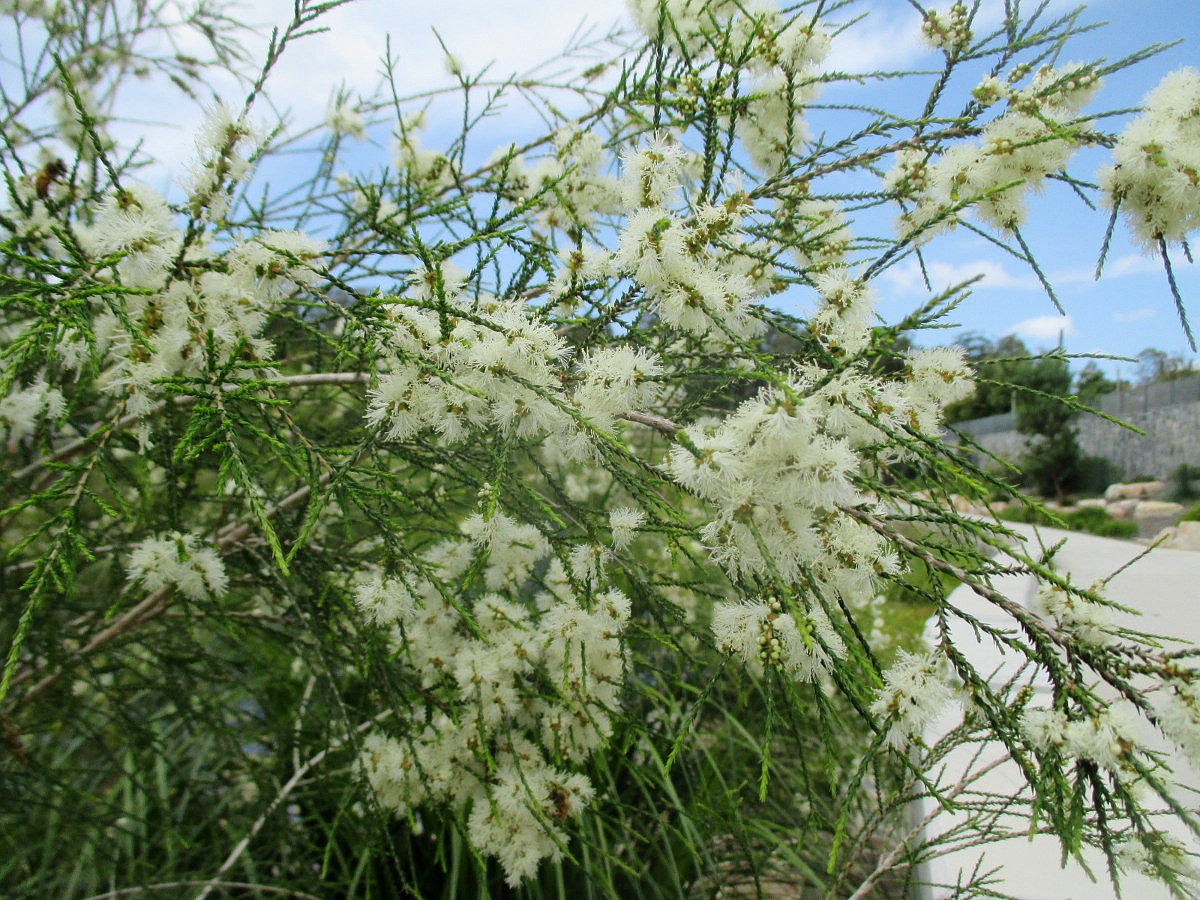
top-left (1, 0), bottom-right (1199, 896)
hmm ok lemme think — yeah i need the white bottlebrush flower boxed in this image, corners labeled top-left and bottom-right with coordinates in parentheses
top-left (712, 597), bottom-right (841, 680)
top-left (1021, 706), bottom-right (1069, 752)
top-left (325, 97), bottom-right (365, 139)
top-left (126, 531), bottom-right (228, 600)
top-left (906, 347), bottom-right (973, 405)
top-left (1061, 702), bottom-right (1140, 770)
top-left (229, 230), bottom-right (326, 297)
top-left (619, 133), bottom-right (687, 209)
top-left (0, 377), bottom-right (65, 445)
top-left (608, 506), bottom-right (645, 550)
top-left (183, 103), bottom-right (262, 221)
top-left (1115, 831), bottom-right (1200, 883)
top-left (81, 183), bottom-right (182, 289)
top-left (893, 64), bottom-right (1098, 236)
top-left (1152, 678), bottom-right (1200, 771)
top-left (870, 650), bottom-right (955, 749)
top-left (1100, 67), bottom-right (1200, 248)
top-left (353, 573), bottom-right (417, 626)
top-left (1032, 582), bottom-right (1113, 646)
top-left (574, 346), bottom-right (664, 427)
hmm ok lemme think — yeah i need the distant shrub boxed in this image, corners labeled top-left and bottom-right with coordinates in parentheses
top-left (1064, 506), bottom-right (1140, 539)
top-left (1076, 455), bottom-right (1124, 498)
top-left (1170, 463), bottom-right (1200, 502)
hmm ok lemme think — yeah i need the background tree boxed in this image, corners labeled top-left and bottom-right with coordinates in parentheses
top-left (943, 333), bottom-right (1031, 423)
top-left (1014, 353), bottom-right (1083, 502)
top-left (1136, 346), bottom-right (1197, 384)
top-left (1075, 361), bottom-right (1120, 404)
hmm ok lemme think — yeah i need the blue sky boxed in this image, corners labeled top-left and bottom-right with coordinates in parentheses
top-left (19, 0), bottom-right (1199, 376)
top-left (810, 0), bottom-right (1200, 375)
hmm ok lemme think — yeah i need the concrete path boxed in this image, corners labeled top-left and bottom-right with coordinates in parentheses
top-left (915, 524), bottom-right (1200, 899)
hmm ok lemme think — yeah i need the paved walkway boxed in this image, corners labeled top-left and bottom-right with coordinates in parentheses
top-left (915, 524), bottom-right (1200, 899)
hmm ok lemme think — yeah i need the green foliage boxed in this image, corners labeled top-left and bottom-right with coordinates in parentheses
top-left (2, 1), bottom-right (1199, 898)
top-left (999, 503), bottom-right (1139, 539)
top-left (1075, 454), bottom-right (1125, 498)
top-left (943, 333), bottom-right (1030, 423)
top-left (1075, 362), bottom-right (1119, 406)
top-left (1170, 463), bottom-right (1200, 502)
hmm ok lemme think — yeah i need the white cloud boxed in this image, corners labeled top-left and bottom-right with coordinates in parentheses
top-left (822, 0), bottom-right (1082, 74)
top-left (1055, 250), bottom-right (1197, 286)
top-left (71, 0), bottom-right (634, 193)
top-left (1009, 314), bottom-right (1075, 342)
top-left (823, 8), bottom-right (925, 74)
top-left (881, 257), bottom-right (1038, 296)
top-left (1113, 307), bottom-right (1157, 323)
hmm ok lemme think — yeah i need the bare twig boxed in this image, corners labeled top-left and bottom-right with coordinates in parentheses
top-left (193, 709), bottom-right (394, 900)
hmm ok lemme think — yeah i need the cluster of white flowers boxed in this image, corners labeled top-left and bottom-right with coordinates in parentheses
top-left (393, 111), bottom-right (455, 189)
top-left (1099, 67), bottom-right (1200, 248)
top-left (184, 103), bottom-right (263, 221)
top-left (366, 272), bottom-right (665, 458)
top-left (1152, 678), bottom-right (1200, 772)
top-left (666, 382), bottom-right (873, 584)
top-left (1031, 581), bottom-right (1113, 646)
top-left (366, 287), bottom-right (569, 446)
top-left (1020, 701), bottom-right (1139, 771)
top-left (357, 518), bottom-right (631, 885)
top-left (1115, 832), bottom-right (1199, 883)
top-left (607, 506), bottom-right (645, 551)
top-left (612, 192), bottom-right (764, 337)
top-left (886, 64), bottom-right (1101, 235)
top-left (663, 292), bottom-right (969, 592)
top-left (574, 347), bottom-right (663, 432)
top-left (79, 183), bottom-right (182, 290)
top-left (69, 189), bottom-right (324, 438)
top-left (711, 596), bottom-right (845, 681)
top-left (869, 650), bottom-right (956, 749)
top-left (0, 377), bottom-right (65, 446)
top-left (508, 127), bottom-right (621, 235)
top-left (125, 531), bottom-right (228, 601)
top-left (461, 511), bottom-right (551, 592)
top-left (325, 97), bottom-right (366, 141)
top-left (625, 2), bottom-right (829, 175)
top-left (807, 267), bottom-right (877, 356)
top-left (920, 2), bottom-right (972, 55)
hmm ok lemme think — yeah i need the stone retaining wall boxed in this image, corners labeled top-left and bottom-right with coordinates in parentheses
top-left (949, 376), bottom-right (1200, 479)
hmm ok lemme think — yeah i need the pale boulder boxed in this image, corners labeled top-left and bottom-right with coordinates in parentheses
top-left (1133, 500), bottom-right (1185, 536)
top-left (1153, 521), bottom-right (1200, 551)
top-left (1104, 480), bottom-right (1166, 502)
top-left (1106, 499), bottom-right (1140, 520)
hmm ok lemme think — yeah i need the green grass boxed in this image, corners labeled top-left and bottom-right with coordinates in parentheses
top-left (879, 559), bottom-right (960, 652)
top-left (999, 503), bottom-right (1139, 539)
